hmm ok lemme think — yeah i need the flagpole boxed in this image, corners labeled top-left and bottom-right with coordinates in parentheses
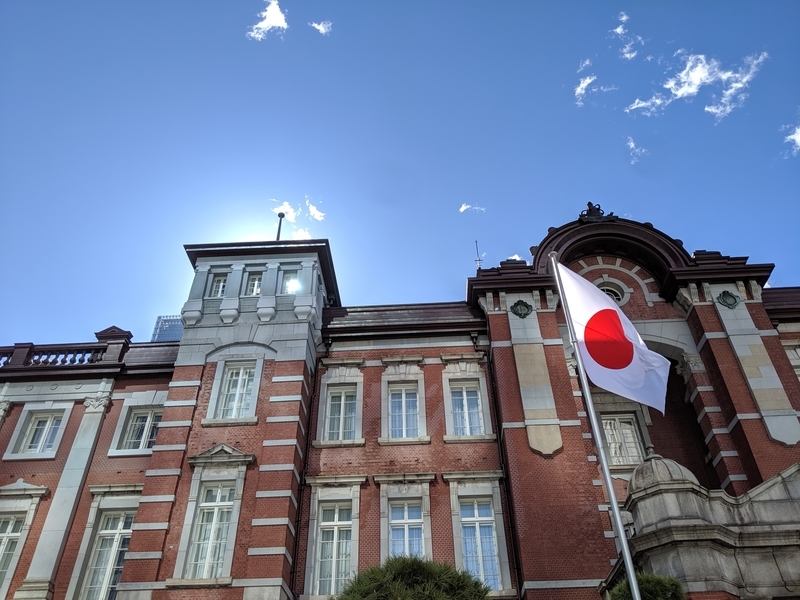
top-left (548, 251), bottom-right (642, 600)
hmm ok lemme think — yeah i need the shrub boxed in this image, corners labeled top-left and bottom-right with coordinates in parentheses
top-left (609, 572), bottom-right (685, 600)
top-left (334, 555), bottom-right (490, 600)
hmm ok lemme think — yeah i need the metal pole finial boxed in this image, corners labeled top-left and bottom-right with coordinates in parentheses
top-left (276, 212), bottom-right (285, 241)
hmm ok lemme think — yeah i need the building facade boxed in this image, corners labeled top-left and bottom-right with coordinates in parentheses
top-left (1, 208), bottom-right (799, 600)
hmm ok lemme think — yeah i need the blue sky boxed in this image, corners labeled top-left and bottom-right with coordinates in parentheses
top-left (1, 1), bottom-right (798, 346)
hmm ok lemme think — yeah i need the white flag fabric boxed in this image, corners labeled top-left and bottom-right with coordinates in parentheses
top-left (556, 263), bottom-right (670, 414)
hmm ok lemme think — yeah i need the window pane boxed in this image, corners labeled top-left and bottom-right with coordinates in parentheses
top-left (407, 505), bottom-right (422, 520)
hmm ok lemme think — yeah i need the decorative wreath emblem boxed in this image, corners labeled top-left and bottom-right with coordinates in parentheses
top-left (716, 290), bottom-right (741, 310)
top-left (510, 300), bottom-right (533, 319)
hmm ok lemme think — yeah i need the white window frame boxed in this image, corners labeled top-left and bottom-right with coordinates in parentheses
top-left (442, 472), bottom-right (513, 595)
top-left (601, 414), bottom-right (646, 467)
top-left (209, 275), bottom-right (227, 298)
top-left (279, 268), bottom-right (301, 295)
top-left (459, 499), bottom-right (502, 591)
top-left (203, 358), bottom-right (264, 426)
top-left (78, 511), bottom-right (135, 600)
top-left (314, 360), bottom-right (364, 448)
top-left (0, 479), bottom-right (47, 600)
top-left (317, 502), bottom-right (353, 596)
top-left (441, 355), bottom-right (494, 442)
top-left (169, 443), bottom-right (254, 586)
top-left (304, 476), bottom-right (365, 598)
top-left (374, 473), bottom-right (434, 562)
top-left (68, 487), bottom-right (142, 600)
top-left (593, 392), bottom-right (652, 473)
top-left (379, 358), bottom-right (429, 445)
top-left (245, 273), bottom-right (262, 296)
top-left (186, 483), bottom-right (235, 580)
top-left (108, 391), bottom-right (167, 457)
top-left (3, 401), bottom-right (74, 460)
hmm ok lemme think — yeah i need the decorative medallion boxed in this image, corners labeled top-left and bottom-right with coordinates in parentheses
top-left (716, 290), bottom-right (741, 310)
top-left (510, 300), bottom-right (533, 319)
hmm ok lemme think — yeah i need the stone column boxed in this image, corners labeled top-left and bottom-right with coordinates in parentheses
top-left (14, 384), bottom-right (111, 600)
top-left (181, 264), bottom-right (211, 326)
top-left (294, 260), bottom-right (318, 322)
top-left (257, 262), bottom-right (280, 322)
top-left (220, 264), bottom-right (245, 324)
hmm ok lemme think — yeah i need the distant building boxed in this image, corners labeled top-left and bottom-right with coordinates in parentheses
top-left (150, 315), bottom-right (184, 342)
top-left (1, 206), bottom-right (799, 600)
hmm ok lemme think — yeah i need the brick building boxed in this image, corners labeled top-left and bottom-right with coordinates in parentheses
top-left (1, 208), bottom-right (799, 600)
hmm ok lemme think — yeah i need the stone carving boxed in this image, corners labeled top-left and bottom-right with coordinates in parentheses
top-left (702, 282), bottom-right (713, 303)
top-left (748, 280), bottom-right (763, 301)
top-left (545, 290), bottom-right (558, 310)
top-left (579, 202), bottom-right (618, 223)
top-left (510, 300), bottom-right (533, 319)
top-left (677, 353), bottom-right (705, 383)
top-left (716, 290), bottom-right (741, 310)
top-left (0, 401), bottom-right (10, 420)
top-left (688, 283), bottom-right (700, 303)
top-left (674, 290), bottom-right (693, 316)
top-left (84, 393), bottom-right (111, 411)
top-left (736, 281), bottom-right (748, 300)
top-left (565, 358), bottom-right (577, 377)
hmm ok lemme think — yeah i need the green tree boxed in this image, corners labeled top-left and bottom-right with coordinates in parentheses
top-left (609, 572), bottom-right (685, 600)
top-left (333, 555), bottom-right (491, 600)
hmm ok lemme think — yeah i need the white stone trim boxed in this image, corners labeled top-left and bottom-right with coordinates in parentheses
top-left (442, 471), bottom-right (511, 592)
top-left (373, 473), bottom-right (435, 562)
top-left (108, 391), bottom-right (167, 457)
top-left (0, 480), bottom-right (47, 600)
top-left (441, 356), bottom-right (493, 438)
top-left (206, 358), bottom-right (265, 421)
top-left (4, 400), bottom-right (75, 461)
top-left (317, 363), bottom-right (364, 443)
top-left (303, 476), bottom-right (366, 596)
top-left (65, 486), bottom-right (141, 600)
top-left (523, 579), bottom-right (602, 589)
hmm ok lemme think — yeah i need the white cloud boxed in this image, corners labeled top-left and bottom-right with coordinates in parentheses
top-left (645, 55), bottom-right (654, 62)
top-left (705, 52), bottom-right (769, 120)
top-left (507, 254), bottom-right (522, 261)
top-left (305, 198), bottom-right (325, 221)
top-left (626, 137), bottom-right (649, 164)
top-left (578, 58), bottom-right (592, 73)
top-left (610, 13), bottom-right (644, 61)
top-left (247, 0), bottom-right (288, 41)
top-left (459, 204), bottom-right (486, 213)
top-left (272, 201), bottom-right (299, 223)
top-left (574, 75), bottom-right (596, 106)
top-left (612, 24), bottom-right (626, 36)
top-left (625, 52), bottom-right (768, 120)
top-left (784, 125), bottom-right (800, 155)
top-left (597, 85), bottom-right (618, 93)
top-left (309, 21), bottom-right (332, 35)
top-left (618, 12), bottom-right (629, 23)
top-left (621, 36), bottom-right (644, 61)
top-left (291, 228), bottom-right (312, 240)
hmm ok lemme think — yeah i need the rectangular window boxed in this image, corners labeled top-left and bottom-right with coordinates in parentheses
top-left (246, 274), bottom-right (262, 296)
top-left (326, 388), bottom-right (356, 441)
top-left (21, 413), bottom-right (63, 454)
top-left (210, 275), bottom-right (227, 298)
top-left (216, 363), bottom-right (256, 419)
top-left (602, 415), bottom-right (644, 466)
top-left (119, 410), bottom-right (162, 451)
top-left (389, 386), bottom-right (418, 439)
top-left (0, 517), bottom-right (23, 588)
top-left (280, 270), bottom-right (300, 295)
top-left (389, 503), bottom-right (423, 558)
top-left (80, 512), bottom-right (134, 600)
top-left (318, 503), bottom-right (352, 595)
top-left (187, 484), bottom-right (235, 580)
top-left (451, 385), bottom-right (483, 436)
top-left (460, 500), bottom-right (500, 590)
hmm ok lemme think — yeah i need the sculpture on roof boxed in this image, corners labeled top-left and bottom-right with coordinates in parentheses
top-left (579, 202), bottom-right (618, 223)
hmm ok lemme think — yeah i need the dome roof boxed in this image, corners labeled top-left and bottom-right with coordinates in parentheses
top-left (628, 454), bottom-right (698, 493)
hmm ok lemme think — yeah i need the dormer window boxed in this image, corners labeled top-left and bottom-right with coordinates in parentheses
top-left (210, 275), bottom-right (227, 298)
top-left (246, 274), bottom-right (262, 296)
top-left (280, 270), bottom-right (301, 295)
top-left (598, 282), bottom-right (623, 303)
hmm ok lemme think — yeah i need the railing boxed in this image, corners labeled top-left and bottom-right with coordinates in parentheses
top-left (0, 343), bottom-right (107, 369)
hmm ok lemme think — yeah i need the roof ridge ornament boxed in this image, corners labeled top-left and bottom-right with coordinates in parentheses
top-left (579, 202), bottom-right (618, 223)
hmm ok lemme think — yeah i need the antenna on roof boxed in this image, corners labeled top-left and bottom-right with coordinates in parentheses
top-left (276, 212), bottom-right (285, 241)
top-left (474, 240), bottom-right (483, 270)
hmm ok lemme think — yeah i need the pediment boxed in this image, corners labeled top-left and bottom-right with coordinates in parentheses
top-left (0, 478), bottom-right (48, 498)
top-left (188, 443), bottom-right (255, 467)
top-left (94, 326), bottom-right (134, 342)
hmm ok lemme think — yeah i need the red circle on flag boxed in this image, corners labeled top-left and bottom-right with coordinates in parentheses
top-left (584, 309), bottom-right (634, 370)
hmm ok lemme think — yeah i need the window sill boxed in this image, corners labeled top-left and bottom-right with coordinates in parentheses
top-left (443, 434), bottom-right (497, 443)
top-left (488, 589), bottom-right (517, 598)
top-left (165, 577), bottom-right (232, 588)
top-left (108, 448), bottom-right (154, 458)
top-left (311, 438), bottom-right (366, 448)
top-left (2, 452), bottom-right (57, 461)
top-left (377, 436), bottom-right (431, 446)
top-left (201, 417), bottom-right (259, 427)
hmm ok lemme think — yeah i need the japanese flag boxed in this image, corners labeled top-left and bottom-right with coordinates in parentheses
top-left (556, 263), bottom-right (670, 414)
